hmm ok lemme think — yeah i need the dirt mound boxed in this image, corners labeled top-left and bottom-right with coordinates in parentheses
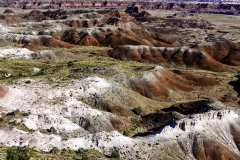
top-left (172, 70), bottom-right (219, 86)
top-left (106, 17), bottom-right (136, 27)
top-left (191, 40), bottom-right (240, 66)
top-left (22, 43), bottom-right (40, 51)
top-left (0, 15), bottom-right (22, 23)
top-left (0, 86), bottom-right (9, 98)
top-left (107, 45), bottom-right (225, 71)
top-left (3, 9), bottom-right (15, 15)
top-left (107, 10), bottom-right (130, 18)
top-left (110, 117), bottom-right (131, 131)
top-left (128, 66), bottom-right (218, 101)
top-left (61, 29), bottom-right (99, 46)
top-left (40, 36), bottom-right (74, 48)
top-left (162, 18), bottom-right (214, 29)
top-left (61, 29), bottom-right (80, 45)
top-left (27, 10), bottom-right (44, 20)
top-left (64, 20), bottom-right (93, 28)
top-left (50, 32), bottom-right (61, 40)
top-left (76, 35), bottom-right (100, 46)
top-left (135, 11), bottom-right (158, 22)
top-left (28, 10), bottom-right (43, 16)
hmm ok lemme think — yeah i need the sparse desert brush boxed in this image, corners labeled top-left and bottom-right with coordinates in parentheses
top-left (77, 149), bottom-right (104, 159)
top-left (0, 56), bottom-right (156, 84)
top-left (111, 151), bottom-right (120, 159)
top-left (6, 147), bottom-right (36, 160)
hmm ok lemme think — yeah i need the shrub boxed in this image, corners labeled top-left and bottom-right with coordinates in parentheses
top-left (6, 147), bottom-right (36, 160)
top-left (111, 151), bottom-right (120, 159)
top-left (24, 80), bottom-right (31, 84)
top-left (77, 149), bottom-right (104, 160)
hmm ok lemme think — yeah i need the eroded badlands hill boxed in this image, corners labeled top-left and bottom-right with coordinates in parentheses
top-left (0, 5), bottom-right (240, 160)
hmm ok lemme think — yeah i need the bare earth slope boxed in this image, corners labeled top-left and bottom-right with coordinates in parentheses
top-left (0, 4), bottom-right (240, 160)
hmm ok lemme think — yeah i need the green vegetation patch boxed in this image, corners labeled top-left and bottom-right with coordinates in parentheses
top-left (6, 146), bottom-right (37, 160)
top-left (0, 56), bottom-right (156, 84)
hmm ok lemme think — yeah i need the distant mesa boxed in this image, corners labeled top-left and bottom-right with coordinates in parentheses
top-left (0, 1), bottom-right (240, 15)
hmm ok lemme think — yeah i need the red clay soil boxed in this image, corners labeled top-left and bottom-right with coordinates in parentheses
top-left (110, 117), bottom-right (131, 131)
top-left (76, 35), bottom-right (100, 46)
top-left (61, 29), bottom-right (81, 45)
top-left (22, 43), bottom-right (40, 51)
top-left (62, 28), bottom-right (179, 48)
top-left (128, 66), bottom-right (219, 101)
top-left (192, 138), bottom-right (240, 160)
top-left (107, 45), bottom-right (225, 71)
top-left (40, 36), bottom-right (74, 48)
top-left (95, 99), bottom-right (133, 117)
top-left (230, 122), bottom-right (240, 151)
top-left (172, 70), bottom-right (219, 86)
top-left (0, 86), bottom-right (9, 98)
top-left (50, 32), bottom-right (61, 40)
top-left (191, 40), bottom-right (240, 66)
